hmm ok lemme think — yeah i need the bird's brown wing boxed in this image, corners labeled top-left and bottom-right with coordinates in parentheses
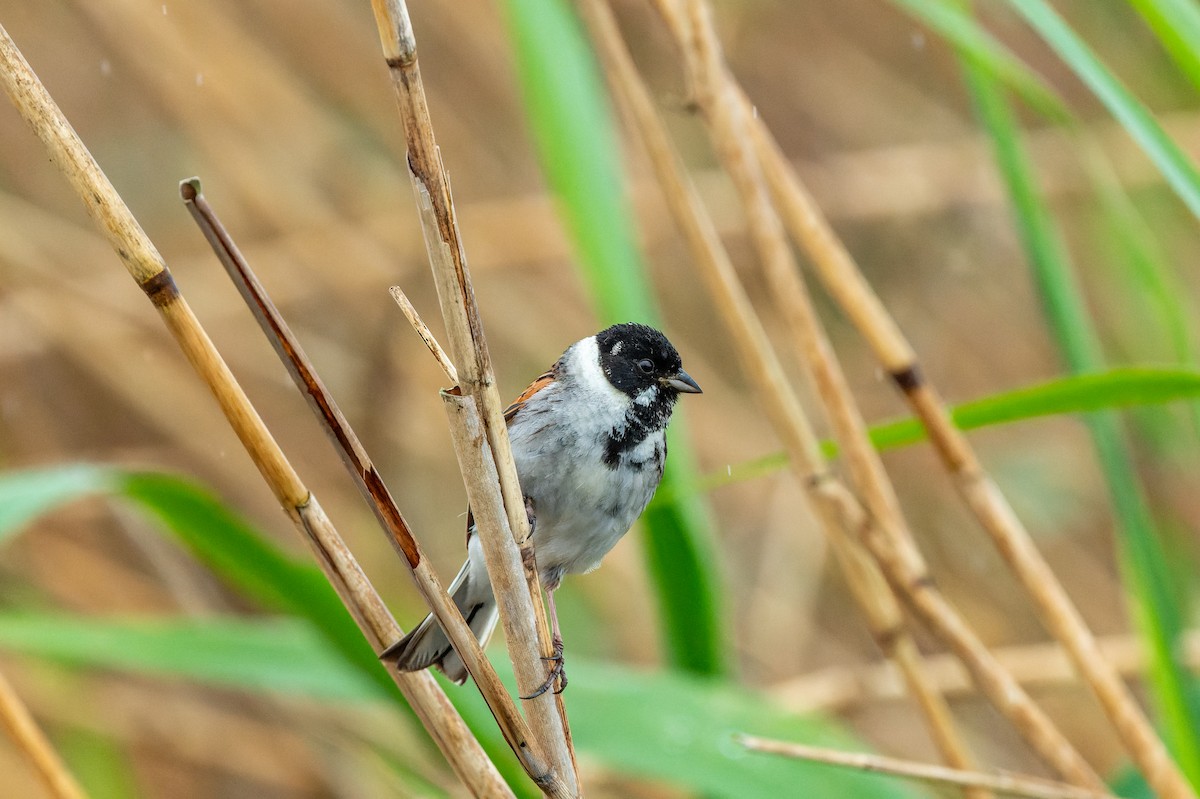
top-left (502, 369), bottom-right (555, 423)
top-left (463, 369), bottom-right (555, 545)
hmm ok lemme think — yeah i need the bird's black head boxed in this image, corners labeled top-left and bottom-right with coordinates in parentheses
top-left (594, 323), bottom-right (702, 399)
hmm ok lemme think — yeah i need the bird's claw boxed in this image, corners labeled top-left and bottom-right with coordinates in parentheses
top-left (520, 635), bottom-right (567, 699)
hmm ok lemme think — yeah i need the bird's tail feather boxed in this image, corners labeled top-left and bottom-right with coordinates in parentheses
top-left (385, 549), bottom-right (498, 685)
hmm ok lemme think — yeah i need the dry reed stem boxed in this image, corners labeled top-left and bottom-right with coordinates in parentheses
top-left (731, 14), bottom-right (1195, 799)
top-left (0, 24), bottom-right (515, 799)
top-left (737, 737), bottom-right (1119, 799)
top-left (774, 629), bottom-right (1200, 714)
top-left (673, 1), bottom-right (992, 791)
top-left (389, 285), bottom-right (459, 384)
top-left (179, 180), bottom-right (570, 797)
top-left (646, 0), bottom-right (1108, 789)
top-left (577, 1), bottom-right (984, 792)
top-left (368, 1), bottom-right (578, 793)
top-left (0, 667), bottom-right (87, 799)
top-left (800, 409), bottom-right (1106, 790)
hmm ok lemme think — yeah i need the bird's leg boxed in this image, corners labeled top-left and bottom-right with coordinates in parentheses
top-left (545, 587), bottom-right (567, 692)
top-left (517, 497), bottom-right (567, 699)
top-left (524, 495), bottom-right (536, 535)
top-left (520, 581), bottom-right (568, 699)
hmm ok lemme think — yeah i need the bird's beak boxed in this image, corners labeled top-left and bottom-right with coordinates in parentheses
top-left (664, 369), bottom-right (702, 394)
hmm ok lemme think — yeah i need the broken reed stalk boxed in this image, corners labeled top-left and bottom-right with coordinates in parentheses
top-left (179, 181), bottom-right (570, 798)
top-left (736, 736), bottom-right (1119, 799)
top-left (723, 11), bottom-right (1196, 799)
top-left (643, 0), bottom-right (1105, 789)
top-left (390, 286), bottom-right (459, 384)
top-left (0, 667), bottom-right (87, 799)
top-left (368, 0), bottom-right (579, 792)
top-left (0, 24), bottom-right (514, 799)
top-left (576, 1), bottom-right (985, 793)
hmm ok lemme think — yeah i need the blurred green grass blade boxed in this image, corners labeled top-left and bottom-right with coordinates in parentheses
top-left (1084, 155), bottom-right (1200, 371)
top-left (0, 464), bottom-right (118, 544)
top-left (499, 0), bottom-right (653, 321)
top-left (0, 614), bottom-right (919, 798)
top-left (1082, 154), bottom-right (1200, 438)
top-left (117, 472), bottom-right (333, 614)
top-left (113, 470), bottom-right (393, 698)
top-left (1109, 762), bottom-right (1158, 799)
top-left (453, 660), bottom-right (923, 799)
top-left (1006, 0), bottom-right (1200, 221)
top-left (501, 0), bottom-right (727, 675)
top-left (0, 465), bottom-right (391, 697)
top-left (541, 662), bottom-right (922, 799)
top-left (0, 614), bottom-right (385, 701)
top-left (887, 0), bottom-right (1068, 119)
top-left (61, 729), bottom-right (139, 799)
top-left (908, 367), bottom-right (1200, 439)
top-left (695, 367), bottom-right (1200, 495)
top-left (642, 429), bottom-right (726, 675)
top-left (0, 465), bottom-right (529, 792)
top-left (890, 0), bottom-right (1200, 428)
top-left (1127, 0), bottom-right (1200, 92)
top-left (960, 28), bottom-right (1200, 783)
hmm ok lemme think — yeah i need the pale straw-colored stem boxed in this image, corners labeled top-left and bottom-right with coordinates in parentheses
top-left (737, 736), bottom-right (1119, 799)
top-left (369, 1), bottom-right (578, 791)
top-left (0, 667), bottom-right (87, 799)
top-left (736, 13), bottom-right (1195, 799)
top-left (0, 23), bottom-right (514, 799)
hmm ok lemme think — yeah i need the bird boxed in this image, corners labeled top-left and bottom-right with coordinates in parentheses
top-left (387, 322), bottom-right (701, 696)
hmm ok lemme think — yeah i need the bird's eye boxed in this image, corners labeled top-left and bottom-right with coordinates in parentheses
top-left (637, 359), bottom-right (655, 374)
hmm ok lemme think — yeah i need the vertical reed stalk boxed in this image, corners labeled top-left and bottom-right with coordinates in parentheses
top-left (368, 0), bottom-right (578, 792)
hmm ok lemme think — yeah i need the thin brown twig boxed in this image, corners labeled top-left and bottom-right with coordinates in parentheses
top-left (179, 179), bottom-right (568, 797)
top-left (577, 1), bottom-right (986, 794)
top-left (389, 285), bottom-right (459, 384)
top-left (734, 13), bottom-right (1196, 799)
top-left (0, 667), bottom-right (87, 799)
top-left (368, 0), bottom-right (578, 792)
top-left (0, 24), bottom-right (513, 799)
top-left (737, 736), bottom-right (1119, 799)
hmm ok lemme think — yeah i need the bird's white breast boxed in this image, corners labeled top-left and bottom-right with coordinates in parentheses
top-left (507, 338), bottom-right (666, 581)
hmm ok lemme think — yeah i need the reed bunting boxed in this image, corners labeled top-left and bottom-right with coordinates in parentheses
top-left (388, 323), bottom-right (701, 696)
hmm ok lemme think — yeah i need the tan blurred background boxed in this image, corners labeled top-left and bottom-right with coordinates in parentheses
top-left (2, 0), bottom-right (1198, 795)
